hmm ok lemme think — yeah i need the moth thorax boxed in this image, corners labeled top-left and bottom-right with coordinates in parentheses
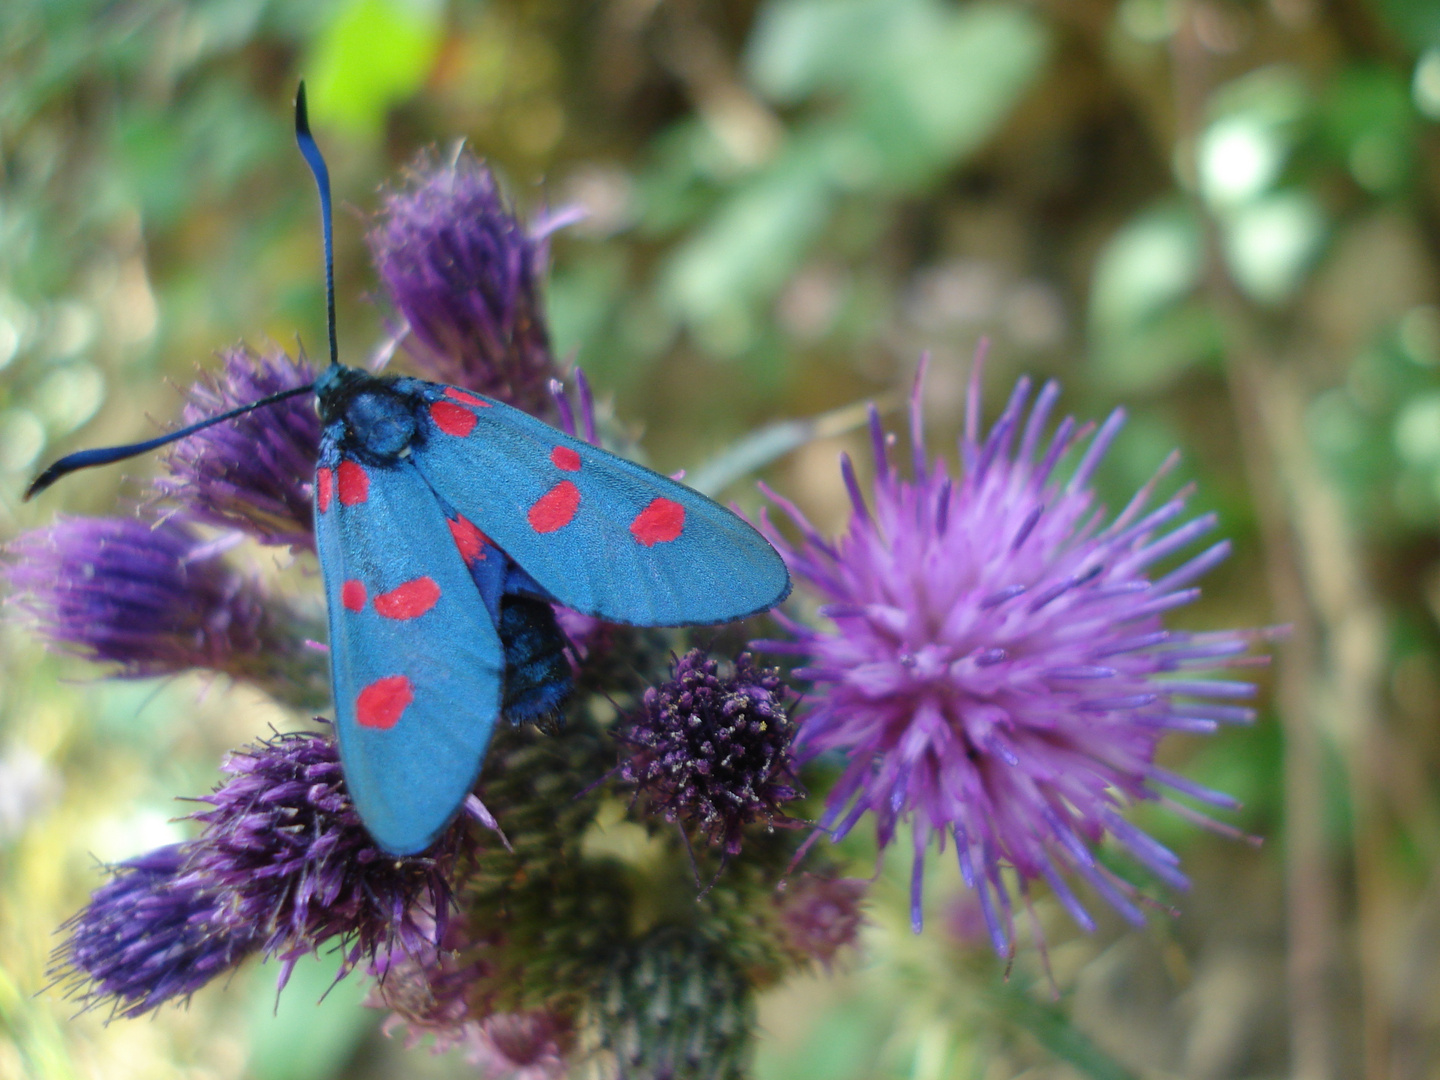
top-left (344, 390), bottom-right (420, 460)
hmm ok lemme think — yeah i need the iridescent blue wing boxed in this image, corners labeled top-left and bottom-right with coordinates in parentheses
top-left (314, 450), bottom-right (505, 854)
top-left (407, 384), bottom-right (791, 626)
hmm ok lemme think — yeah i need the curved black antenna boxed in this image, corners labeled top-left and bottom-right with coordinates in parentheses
top-left (294, 82), bottom-right (337, 370)
top-left (23, 87), bottom-right (337, 502)
top-left (23, 382), bottom-right (315, 501)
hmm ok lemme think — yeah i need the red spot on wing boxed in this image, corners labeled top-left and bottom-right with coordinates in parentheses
top-left (444, 387), bottom-right (491, 407)
top-left (430, 400), bottom-right (478, 437)
top-left (342, 580), bottom-right (367, 611)
top-left (337, 461), bottom-right (369, 505)
top-left (550, 446), bottom-right (581, 471)
top-left (528, 480), bottom-right (580, 533)
top-left (356, 675), bottom-right (413, 730)
top-left (447, 516), bottom-right (491, 563)
top-left (630, 498), bottom-right (686, 546)
top-left (374, 577), bottom-right (442, 620)
top-left (316, 467), bottom-right (334, 513)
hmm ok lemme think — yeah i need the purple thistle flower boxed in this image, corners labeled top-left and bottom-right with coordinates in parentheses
top-left (155, 346), bottom-right (320, 551)
top-left (52, 845), bottom-right (264, 1019)
top-left (617, 651), bottom-right (802, 858)
top-left (185, 729), bottom-right (476, 985)
top-left (367, 915), bottom-right (571, 1078)
top-left (775, 871), bottom-right (867, 970)
top-left (54, 731), bottom-right (480, 1017)
top-left (378, 1011), bottom-right (569, 1078)
top-left (548, 369), bottom-right (597, 447)
top-left (368, 919), bottom-right (490, 1056)
top-left (370, 151), bottom-right (559, 415)
top-left (4, 515), bottom-right (319, 701)
top-left (759, 354), bottom-right (1269, 950)
top-left (469, 1012), bottom-right (571, 1079)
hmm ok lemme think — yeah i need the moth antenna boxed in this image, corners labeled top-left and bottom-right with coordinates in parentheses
top-left (23, 382), bottom-right (315, 500)
top-left (294, 82), bottom-right (338, 371)
top-left (23, 87), bottom-right (335, 501)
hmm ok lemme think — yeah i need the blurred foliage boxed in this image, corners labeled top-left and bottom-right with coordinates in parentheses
top-left (3, 0), bottom-right (1440, 1077)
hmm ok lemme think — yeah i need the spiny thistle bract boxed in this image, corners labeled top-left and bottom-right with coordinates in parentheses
top-left (589, 928), bottom-right (756, 1080)
top-left (8, 123), bottom-right (1268, 1078)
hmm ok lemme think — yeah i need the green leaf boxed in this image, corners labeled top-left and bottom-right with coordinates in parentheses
top-left (1087, 203), bottom-right (1222, 391)
top-left (1198, 65), bottom-right (1309, 210)
top-left (747, 0), bottom-right (902, 103)
top-left (1092, 301), bottom-right (1223, 393)
top-left (1393, 390), bottom-right (1440, 465)
top-left (658, 139), bottom-right (835, 347)
top-left (845, 2), bottom-right (1050, 187)
top-left (988, 983), bottom-right (1139, 1080)
top-left (747, 0), bottom-right (1049, 189)
top-left (1367, 0), bottom-right (1440, 52)
top-left (1090, 203), bottom-right (1202, 338)
top-left (304, 0), bottom-right (443, 136)
top-left (1320, 64), bottom-right (1416, 195)
top-left (547, 248), bottom-right (631, 369)
top-left (1222, 189), bottom-right (1327, 305)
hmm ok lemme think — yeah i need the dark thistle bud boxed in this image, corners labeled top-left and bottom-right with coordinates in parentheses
top-left (4, 515), bottom-right (324, 704)
top-left (370, 151), bottom-right (559, 415)
top-left (617, 651), bottom-right (802, 858)
top-left (155, 345), bottom-right (320, 551)
top-left (590, 929), bottom-right (754, 1080)
top-left (52, 845), bottom-right (264, 1018)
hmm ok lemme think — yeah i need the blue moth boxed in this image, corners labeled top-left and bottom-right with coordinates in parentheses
top-left (25, 85), bottom-right (791, 855)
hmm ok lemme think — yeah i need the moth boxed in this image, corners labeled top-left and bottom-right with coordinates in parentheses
top-left (26, 85), bottom-right (790, 855)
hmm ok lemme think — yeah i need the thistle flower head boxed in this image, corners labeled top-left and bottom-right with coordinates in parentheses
top-left (377, 1004), bottom-right (568, 1079)
top-left (4, 515), bottom-right (304, 688)
top-left (185, 729), bottom-right (475, 982)
top-left (367, 919), bottom-right (490, 1056)
top-left (155, 345), bottom-right (320, 551)
top-left (469, 1012), bottom-right (570, 1080)
top-left (54, 732), bottom-right (479, 1017)
top-left (760, 355), bottom-right (1266, 948)
top-left (548, 367), bottom-right (597, 447)
top-left (617, 651), bottom-right (801, 857)
top-left (370, 150), bottom-right (559, 414)
top-left (775, 871), bottom-right (867, 970)
top-left (52, 845), bottom-right (263, 1018)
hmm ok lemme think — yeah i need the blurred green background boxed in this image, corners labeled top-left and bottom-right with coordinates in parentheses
top-left (1, 0), bottom-right (1438, 1077)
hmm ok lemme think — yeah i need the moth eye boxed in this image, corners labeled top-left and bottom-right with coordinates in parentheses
top-left (313, 398), bottom-right (323, 418)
